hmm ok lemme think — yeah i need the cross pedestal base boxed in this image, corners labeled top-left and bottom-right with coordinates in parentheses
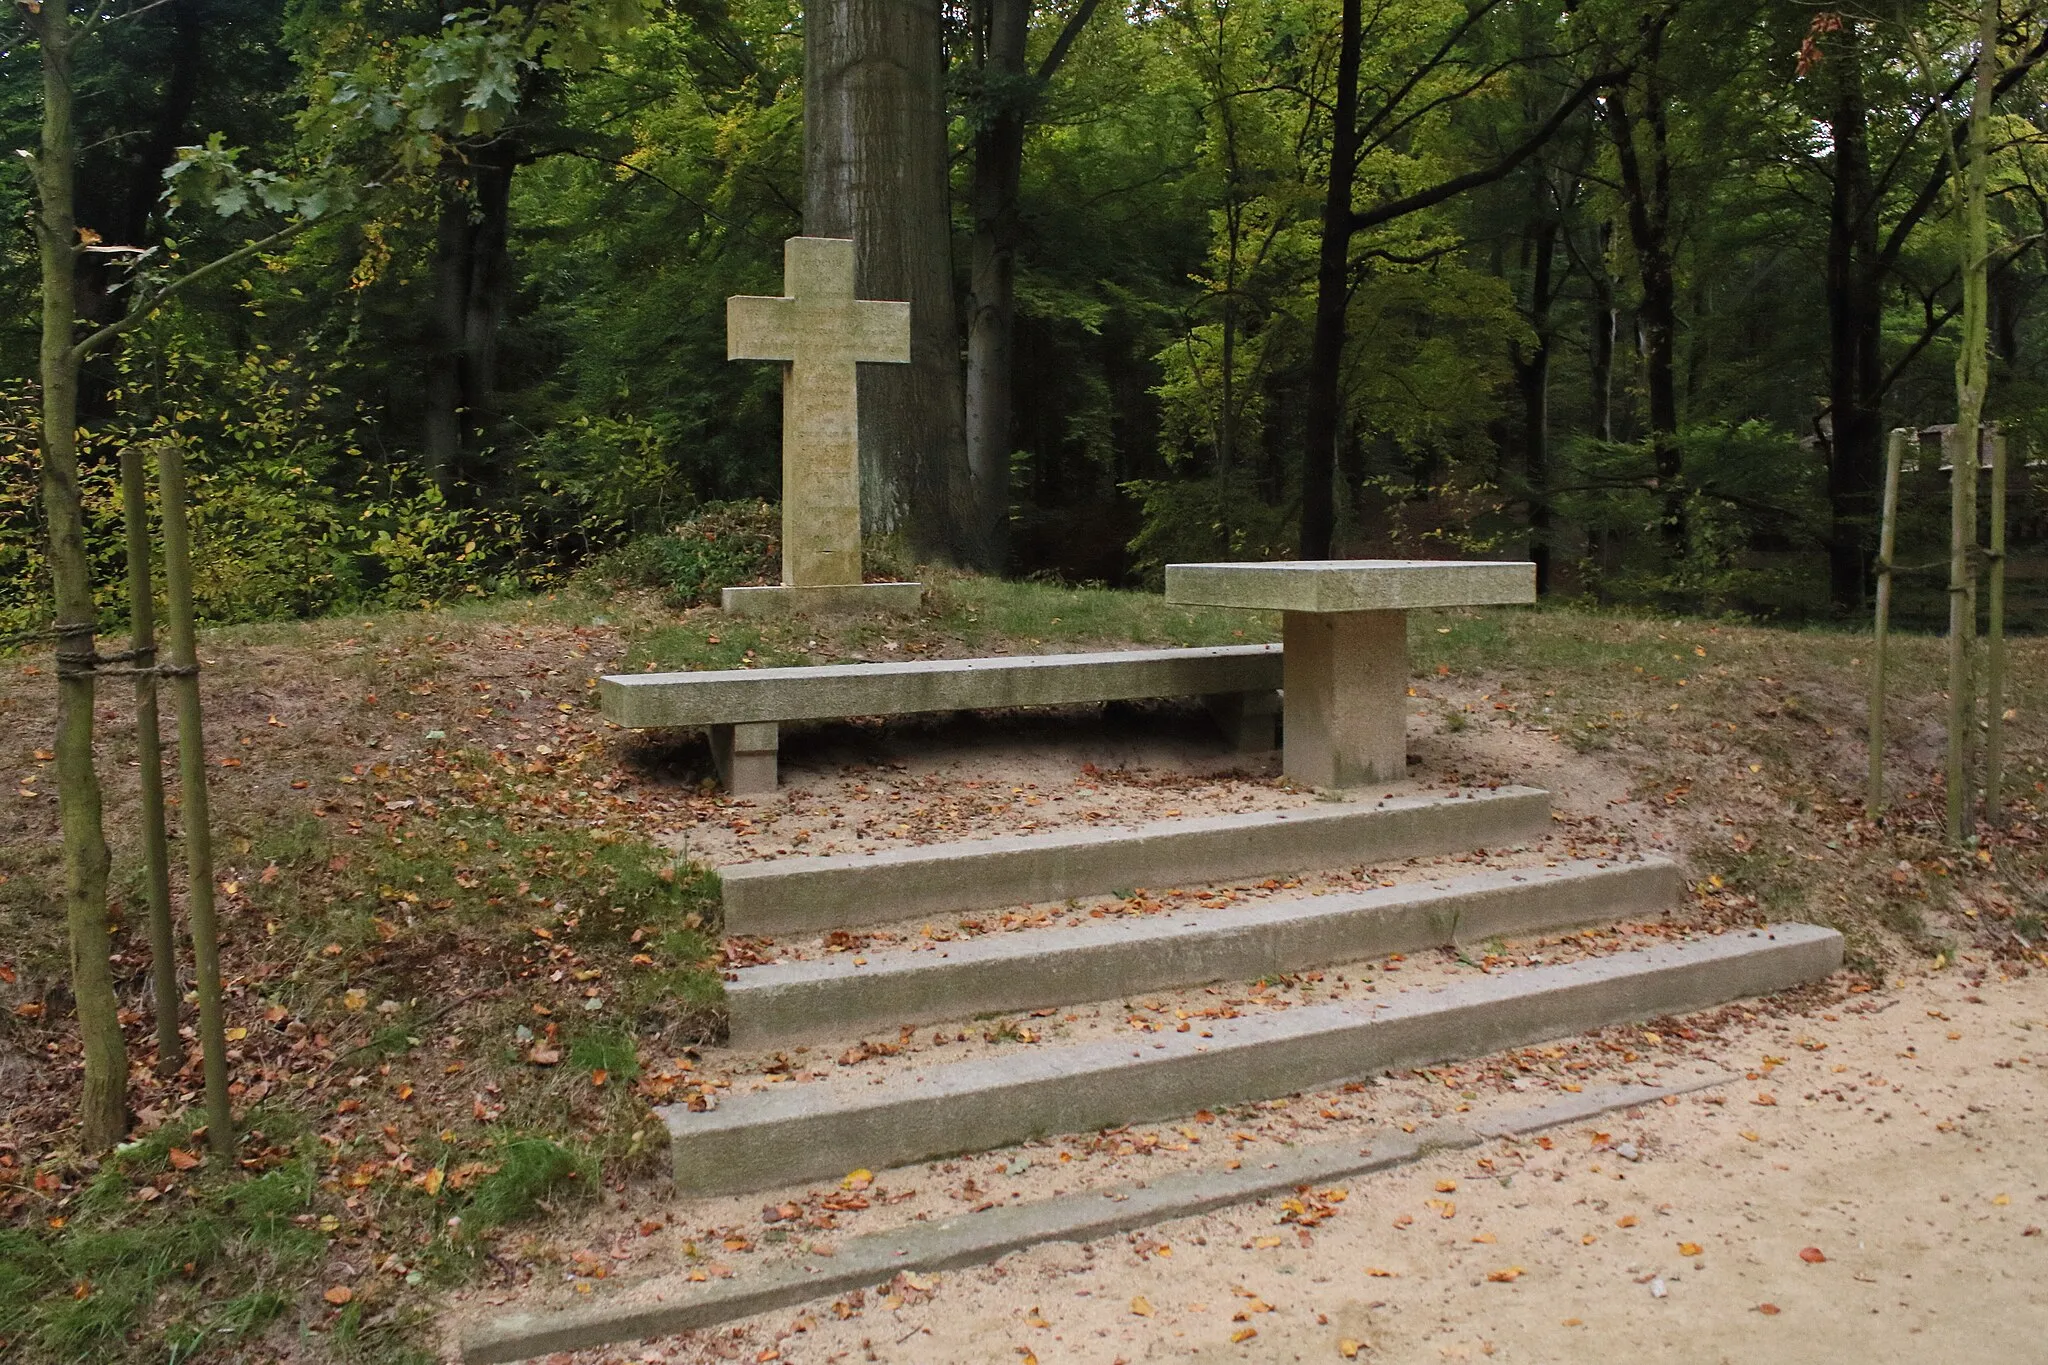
top-left (720, 581), bottom-right (924, 618)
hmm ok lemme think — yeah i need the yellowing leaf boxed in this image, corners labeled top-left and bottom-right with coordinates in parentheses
top-left (1130, 1295), bottom-right (1154, 1317)
top-left (1472, 1232), bottom-right (1497, 1244)
top-left (1340, 1341), bottom-right (1364, 1360)
top-left (843, 1168), bottom-right (874, 1191)
top-left (323, 1285), bottom-right (353, 1306)
top-left (1486, 1266), bottom-right (1524, 1283)
top-left (342, 988), bottom-right (367, 1012)
top-left (1230, 1327), bottom-right (1257, 1343)
top-left (419, 1166), bottom-right (446, 1197)
top-left (1251, 1235), bottom-right (1284, 1249)
top-left (1740, 1130), bottom-right (1761, 1143)
top-left (1435, 1179), bottom-right (1458, 1193)
top-left (1616, 1215), bottom-right (1638, 1228)
top-left (224, 1027), bottom-right (247, 1042)
top-left (1366, 1266), bottom-right (1398, 1277)
top-left (1679, 1241), bottom-right (1703, 1256)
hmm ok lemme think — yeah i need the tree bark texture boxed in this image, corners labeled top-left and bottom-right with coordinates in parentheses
top-left (805, 0), bottom-right (976, 566)
top-left (33, 9), bottom-right (131, 1153)
top-left (1824, 18), bottom-right (1884, 612)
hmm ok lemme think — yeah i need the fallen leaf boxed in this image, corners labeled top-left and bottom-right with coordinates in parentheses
top-left (1230, 1327), bottom-right (1257, 1343)
top-left (166, 1148), bottom-right (201, 1171)
top-left (1340, 1341), bottom-right (1363, 1360)
top-left (323, 1286), bottom-right (353, 1306)
top-left (1435, 1179), bottom-right (1458, 1193)
top-left (1758, 1303), bottom-right (1781, 1315)
top-left (1366, 1267), bottom-right (1399, 1277)
top-left (1739, 1130), bottom-right (1761, 1142)
top-left (1679, 1241), bottom-right (1703, 1256)
top-left (1472, 1232), bottom-right (1497, 1244)
top-left (1616, 1215), bottom-right (1639, 1228)
top-left (1561, 1318), bottom-right (1583, 1327)
top-left (1993, 1194), bottom-right (2011, 1206)
top-left (843, 1168), bottom-right (874, 1191)
top-left (1799, 1246), bottom-right (1826, 1263)
top-left (1130, 1295), bottom-right (1154, 1317)
top-left (527, 1045), bottom-right (561, 1066)
top-left (1251, 1235), bottom-right (1284, 1249)
top-left (1486, 1266), bottom-right (1524, 1283)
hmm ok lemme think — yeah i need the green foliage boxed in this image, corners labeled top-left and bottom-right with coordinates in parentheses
top-left (594, 500), bottom-right (781, 607)
top-left (459, 1138), bottom-right (597, 1236)
top-left (1122, 474), bottom-right (1295, 588)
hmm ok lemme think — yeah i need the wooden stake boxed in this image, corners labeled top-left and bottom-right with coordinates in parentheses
top-left (121, 444), bottom-right (180, 1074)
top-left (1867, 428), bottom-right (1906, 819)
top-left (1944, 427), bottom-right (1978, 846)
top-left (1984, 425), bottom-right (2007, 824)
top-left (156, 440), bottom-right (233, 1155)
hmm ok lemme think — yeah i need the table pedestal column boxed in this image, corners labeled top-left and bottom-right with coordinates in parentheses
top-left (1281, 609), bottom-right (1408, 788)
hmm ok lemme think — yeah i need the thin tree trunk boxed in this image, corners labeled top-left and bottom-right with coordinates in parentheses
top-left (1515, 214), bottom-right (1559, 595)
top-left (1590, 221), bottom-right (1616, 442)
top-left (1825, 18), bottom-right (1884, 613)
top-left (31, 6), bottom-right (130, 1152)
top-left (964, 0), bottom-right (1028, 573)
top-left (1947, 0), bottom-right (1998, 845)
top-left (1607, 21), bottom-right (1683, 562)
top-left (424, 173), bottom-right (470, 488)
top-left (806, 0), bottom-right (976, 566)
top-left (1300, 0), bottom-right (1363, 560)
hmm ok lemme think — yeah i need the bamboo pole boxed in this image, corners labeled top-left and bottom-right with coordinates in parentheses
top-left (1984, 425), bottom-right (2007, 824)
top-left (1944, 428), bottom-right (1977, 845)
top-left (121, 445), bottom-right (180, 1074)
top-left (156, 440), bottom-right (233, 1155)
top-left (1867, 428), bottom-right (1907, 819)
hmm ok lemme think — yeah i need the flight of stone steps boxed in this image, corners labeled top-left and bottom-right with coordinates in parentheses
top-left (665, 785), bottom-right (1842, 1197)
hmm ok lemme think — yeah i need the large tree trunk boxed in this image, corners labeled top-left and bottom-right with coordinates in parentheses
top-left (1607, 21), bottom-right (1684, 563)
top-left (963, 0), bottom-right (1029, 574)
top-left (806, 0), bottom-right (976, 566)
top-left (1300, 0), bottom-right (1363, 561)
top-left (1824, 19), bottom-right (1884, 612)
top-left (32, 7), bottom-right (130, 1153)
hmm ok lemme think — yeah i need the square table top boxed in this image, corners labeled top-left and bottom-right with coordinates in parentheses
top-left (1164, 559), bottom-right (1537, 613)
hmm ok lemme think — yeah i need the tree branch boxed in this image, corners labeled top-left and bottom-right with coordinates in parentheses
top-left (1349, 68), bottom-right (1624, 235)
top-left (1036, 0), bottom-right (1105, 83)
top-left (70, 218), bottom-right (309, 364)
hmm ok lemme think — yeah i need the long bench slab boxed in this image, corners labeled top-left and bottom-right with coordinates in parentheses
top-left (600, 644), bottom-right (1283, 792)
top-left (726, 856), bottom-right (1677, 1046)
top-left (718, 785), bottom-right (1553, 936)
top-left (662, 922), bottom-right (1844, 1195)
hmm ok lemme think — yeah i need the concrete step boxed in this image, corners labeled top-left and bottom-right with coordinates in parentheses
top-left (727, 856), bottom-right (1679, 1047)
top-left (663, 922), bottom-right (1842, 1196)
top-left (718, 785), bottom-right (1552, 936)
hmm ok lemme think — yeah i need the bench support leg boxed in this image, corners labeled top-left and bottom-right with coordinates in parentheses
top-left (1281, 609), bottom-right (1407, 788)
top-left (1203, 689), bottom-right (1281, 752)
top-left (709, 722), bottom-right (780, 795)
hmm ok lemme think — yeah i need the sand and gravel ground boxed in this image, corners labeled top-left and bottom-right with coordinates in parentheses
top-left (476, 956), bottom-right (2047, 1364)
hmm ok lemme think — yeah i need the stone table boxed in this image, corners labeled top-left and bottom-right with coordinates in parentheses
top-left (724, 236), bottom-right (922, 616)
top-left (1164, 560), bottom-right (1536, 788)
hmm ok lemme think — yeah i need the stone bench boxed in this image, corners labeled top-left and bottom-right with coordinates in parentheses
top-left (599, 644), bottom-right (1284, 793)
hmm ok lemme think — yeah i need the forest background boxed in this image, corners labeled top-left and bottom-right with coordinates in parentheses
top-left (6, 0), bottom-right (2048, 636)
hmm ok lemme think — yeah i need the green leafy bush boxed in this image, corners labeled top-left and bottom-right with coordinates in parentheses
top-left (596, 500), bottom-right (781, 606)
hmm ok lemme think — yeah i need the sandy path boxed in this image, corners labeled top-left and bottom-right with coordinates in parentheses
top-left (508, 957), bottom-right (2046, 1364)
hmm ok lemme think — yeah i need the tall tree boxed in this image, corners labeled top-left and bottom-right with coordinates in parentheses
top-left (963, 0), bottom-right (1102, 571)
top-left (1301, 0), bottom-right (1616, 558)
top-left (805, 0), bottom-right (976, 565)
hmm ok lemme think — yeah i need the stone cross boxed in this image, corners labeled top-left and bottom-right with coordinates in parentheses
top-left (728, 237), bottom-right (910, 588)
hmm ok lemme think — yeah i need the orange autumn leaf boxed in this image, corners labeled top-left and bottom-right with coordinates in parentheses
top-left (323, 1285), bottom-right (353, 1306)
top-left (1615, 1215), bottom-right (1639, 1228)
top-left (1679, 1241), bottom-right (1703, 1256)
top-left (1799, 1246), bottom-right (1826, 1263)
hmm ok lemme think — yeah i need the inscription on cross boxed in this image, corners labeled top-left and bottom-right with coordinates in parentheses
top-left (728, 236), bottom-right (910, 589)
